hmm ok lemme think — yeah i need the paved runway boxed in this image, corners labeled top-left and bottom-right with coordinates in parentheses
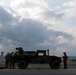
top-left (0, 69), bottom-right (76, 75)
top-left (0, 61), bottom-right (76, 75)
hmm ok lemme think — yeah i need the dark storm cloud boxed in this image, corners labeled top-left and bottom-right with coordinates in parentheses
top-left (1, 18), bottom-right (73, 51)
top-left (0, 4), bottom-right (74, 55)
top-left (0, 5), bottom-right (15, 25)
top-left (0, 19), bottom-right (47, 49)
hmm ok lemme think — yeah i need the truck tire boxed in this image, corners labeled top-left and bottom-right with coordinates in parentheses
top-left (49, 60), bottom-right (60, 69)
top-left (18, 60), bottom-right (28, 69)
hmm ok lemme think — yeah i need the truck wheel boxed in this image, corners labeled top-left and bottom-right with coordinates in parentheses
top-left (18, 60), bottom-right (28, 69)
top-left (50, 60), bottom-right (60, 69)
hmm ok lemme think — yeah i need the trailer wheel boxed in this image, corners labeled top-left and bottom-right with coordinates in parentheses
top-left (18, 60), bottom-right (28, 69)
top-left (49, 60), bottom-right (60, 69)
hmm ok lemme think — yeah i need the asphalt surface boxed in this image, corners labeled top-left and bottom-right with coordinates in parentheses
top-left (0, 61), bottom-right (76, 75)
top-left (0, 69), bottom-right (76, 75)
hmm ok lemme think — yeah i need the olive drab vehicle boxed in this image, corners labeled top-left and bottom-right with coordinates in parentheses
top-left (14, 48), bottom-right (61, 69)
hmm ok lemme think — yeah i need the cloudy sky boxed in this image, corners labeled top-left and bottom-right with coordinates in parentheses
top-left (0, 0), bottom-right (76, 56)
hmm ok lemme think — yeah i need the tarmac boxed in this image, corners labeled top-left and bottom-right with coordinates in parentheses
top-left (0, 61), bottom-right (76, 75)
top-left (0, 68), bottom-right (76, 75)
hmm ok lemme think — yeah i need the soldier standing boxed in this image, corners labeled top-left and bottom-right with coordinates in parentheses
top-left (12, 51), bottom-right (18, 69)
top-left (5, 53), bottom-right (11, 68)
top-left (63, 52), bottom-right (68, 69)
top-left (16, 47), bottom-right (24, 56)
top-left (10, 52), bottom-right (14, 69)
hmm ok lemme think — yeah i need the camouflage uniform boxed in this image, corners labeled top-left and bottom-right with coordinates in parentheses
top-left (16, 47), bottom-right (24, 56)
top-left (63, 52), bottom-right (68, 69)
top-left (10, 52), bottom-right (14, 69)
top-left (12, 47), bottom-right (24, 69)
top-left (12, 52), bottom-right (16, 69)
top-left (5, 53), bottom-right (11, 68)
top-left (11, 47), bottom-right (24, 69)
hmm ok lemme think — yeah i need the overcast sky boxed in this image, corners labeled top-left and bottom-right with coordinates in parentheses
top-left (0, 0), bottom-right (76, 56)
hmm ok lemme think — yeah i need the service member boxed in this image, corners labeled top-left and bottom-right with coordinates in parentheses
top-left (63, 52), bottom-right (68, 69)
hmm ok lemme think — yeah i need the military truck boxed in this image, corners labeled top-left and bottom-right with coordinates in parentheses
top-left (14, 49), bottom-right (61, 69)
